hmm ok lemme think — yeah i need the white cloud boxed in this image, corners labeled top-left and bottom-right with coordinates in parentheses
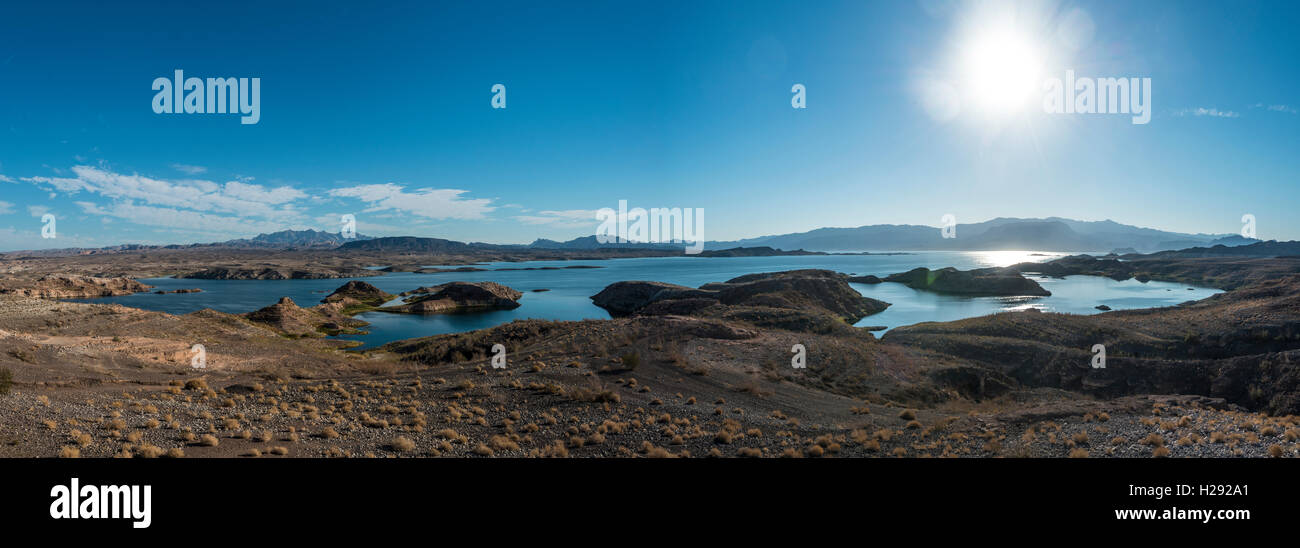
top-left (1177, 107), bottom-right (1239, 118)
top-left (514, 209), bottom-right (600, 228)
top-left (1266, 104), bottom-right (1297, 114)
top-left (0, 201), bottom-right (13, 214)
top-left (222, 180), bottom-right (306, 205)
top-left (0, 174), bottom-right (13, 183)
top-left (24, 166), bottom-right (308, 220)
top-left (27, 205), bottom-right (49, 218)
top-left (329, 183), bottom-right (493, 220)
top-left (171, 163), bottom-right (207, 174)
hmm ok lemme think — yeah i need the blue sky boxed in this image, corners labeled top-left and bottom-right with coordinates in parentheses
top-left (0, 0), bottom-right (1297, 250)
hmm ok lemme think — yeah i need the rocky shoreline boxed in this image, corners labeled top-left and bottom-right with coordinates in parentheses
top-left (2, 250), bottom-right (1300, 458)
top-left (0, 274), bottom-right (153, 299)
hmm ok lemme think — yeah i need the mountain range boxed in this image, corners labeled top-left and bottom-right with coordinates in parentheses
top-left (697, 218), bottom-right (1255, 253)
top-left (340, 218), bottom-right (1259, 255)
top-left (218, 229), bottom-right (374, 248)
top-left (1, 219), bottom-right (1262, 256)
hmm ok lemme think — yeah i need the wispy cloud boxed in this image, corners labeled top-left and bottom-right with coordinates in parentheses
top-left (222, 180), bottom-right (307, 205)
top-left (171, 163), bottom-right (208, 175)
top-left (514, 209), bottom-right (600, 228)
top-left (1176, 107), bottom-right (1239, 118)
top-left (23, 165), bottom-right (307, 219)
top-left (1253, 103), bottom-right (1298, 114)
top-left (328, 183), bottom-right (494, 220)
top-left (0, 174), bottom-right (13, 183)
top-left (0, 201), bottom-right (13, 215)
top-left (27, 205), bottom-right (49, 218)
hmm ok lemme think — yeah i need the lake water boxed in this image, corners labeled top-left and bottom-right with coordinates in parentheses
top-left (72, 251), bottom-right (1221, 348)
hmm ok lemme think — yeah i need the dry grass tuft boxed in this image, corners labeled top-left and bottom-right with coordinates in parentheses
top-left (391, 436), bottom-right (416, 453)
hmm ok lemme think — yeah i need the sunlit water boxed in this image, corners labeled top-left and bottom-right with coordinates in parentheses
top-left (71, 252), bottom-right (1221, 348)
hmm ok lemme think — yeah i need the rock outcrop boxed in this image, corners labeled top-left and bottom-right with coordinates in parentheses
top-left (884, 275), bottom-right (1300, 414)
top-left (178, 267), bottom-right (379, 280)
top-left (247, 297), bottom-right (326, 337)
top-left (0, 275), bottom-right (153, 298)
top-left (246, 296), bottom-right (368, 337)
top-left (883, 267), bottom-right (1051, 296)
top-left (591, 269), bottom-right (890, 333)
top-left (702, 270), bottom-right (891, 321)
top-left (591, 281), bottom-right (703, 317)
top-left (385, 282), bottom-right (522, 314)
top-left (321, 280), bottom-right (394, 308)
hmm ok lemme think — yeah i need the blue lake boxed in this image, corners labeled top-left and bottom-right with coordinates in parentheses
top-left (71, 251), bottom-right (1221, 348)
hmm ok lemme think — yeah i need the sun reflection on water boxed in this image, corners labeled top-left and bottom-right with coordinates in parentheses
top-left (969, 250), bottom-right (1071, 268)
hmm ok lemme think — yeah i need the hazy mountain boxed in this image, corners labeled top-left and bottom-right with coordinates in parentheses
top-left (4, 218), bottom-right (1257, 255)
top-left (219, 229), bottom-right (373, 248)
top-left (527, 236), bottom-right (681, 250)
top-left (705, 217), bottom-right (1255, 253)
top-left (336, 236), bottom-right (503, 253)
top-left (1139, 240), bottom-right (1300, 259)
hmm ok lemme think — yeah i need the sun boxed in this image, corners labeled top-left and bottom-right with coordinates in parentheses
top-left (962, 28), bottom-right (1043, 113)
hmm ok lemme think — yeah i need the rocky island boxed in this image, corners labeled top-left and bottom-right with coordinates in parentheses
top-left (883, 266), bottom-right (1051, 297)
top-left (592, 269), bottom-right (890, 333)
top-left (179, 267), bottom-right (382, 280)
top-left (385, 281), bottom-right (523, 314)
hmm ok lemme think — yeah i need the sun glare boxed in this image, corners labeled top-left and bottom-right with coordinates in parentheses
top-left (962, 29), bottom-right (1043, 113)
top-left (970, 250), bottom-right (1065, 268)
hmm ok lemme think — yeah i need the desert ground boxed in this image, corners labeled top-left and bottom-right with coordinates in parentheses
top-left (2, 247), bottom-right (1299, 458)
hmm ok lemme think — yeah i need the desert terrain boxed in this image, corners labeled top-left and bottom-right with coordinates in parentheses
top-left (2, 245), bottom-right (1300, 458)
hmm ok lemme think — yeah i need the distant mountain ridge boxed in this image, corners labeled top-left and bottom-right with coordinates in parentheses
top-left (219, 229), bottom-right (374, 248)
top-left (0, 218), bottom-right (1263, 255)
top-left (336, 236), bottom-right (506, 253)
top-left (1136, 240), bottom-right (1300, 259)
top-left (698, 217), bottom-right (1256, 253)
top-left (347, 218), bottom-right (1257, 254)
top-left (526, 235), bottom-right (680, 251)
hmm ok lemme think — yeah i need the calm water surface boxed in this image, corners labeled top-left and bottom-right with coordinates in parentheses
top-left (72, 251), bottom-right (1220, 348)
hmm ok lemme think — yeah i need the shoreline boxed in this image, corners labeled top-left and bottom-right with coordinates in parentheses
top-left (51, 253), bottom-right (1226, 351)
top-left (2, 250), bottom-right (1298, 458)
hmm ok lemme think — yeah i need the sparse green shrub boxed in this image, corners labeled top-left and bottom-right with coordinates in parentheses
top-left (0, 367), bottom-right (12, 395)
top-left (620, 352), bottom-right (640, 370)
